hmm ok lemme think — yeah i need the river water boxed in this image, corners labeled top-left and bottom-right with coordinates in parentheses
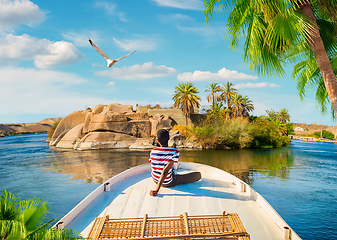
top-left (0, 133), bottom-right (336, 239)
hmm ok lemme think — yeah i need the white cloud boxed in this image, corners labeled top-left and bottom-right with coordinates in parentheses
top-left (95, 62), bottom-right (178, 80)
top-left (94, 1), bottom-right (127, 21)
top-left (178, 68), bottom-right (258, 82)
top-left (108, 81), bottom-right (115, 85)
top-left (113, 37), bottom-right (157, 51)
top-left (0, 34), bottom-right (84, 68)
top-left (0, 0), bottom-right (45, 31)
top-left (152, 0), bottom-right (203, 10)
top-left (62, 31), bottom-right (99, 47)
top-left (235, 82), bottom-right (279, 89)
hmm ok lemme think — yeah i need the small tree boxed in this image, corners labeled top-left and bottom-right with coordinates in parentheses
top-left (173, 82), bottom-right (201, 126)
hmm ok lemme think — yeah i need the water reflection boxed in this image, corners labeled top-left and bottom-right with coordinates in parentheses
top-left (44, 146), bottom-right (294, 185)
top-left (45, 148), bottom-right (151, 184)
top-left (179, 148), bottom-right (293, 184)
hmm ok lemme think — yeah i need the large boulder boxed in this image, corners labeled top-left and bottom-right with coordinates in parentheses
top-left (55, 123), bottom-right (84, 149)
top-left (168, 130), bottom-right (186, 148)
top-left (86, 121), bottom-right (151, 138)
top-left (76, 132), bottom-right (140, 150)
top-left (149, 114), bottom-right (175, 136)
top-left (51, 110), bottom-right (89, 142)
top-left (91, 104), bottom-right (105, 114)
top-left (107, 103), bottom-right (133, 114)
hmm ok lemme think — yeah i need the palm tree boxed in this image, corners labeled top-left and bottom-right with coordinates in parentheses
top-left (220, 82), bottom-right (237, 107)
top-left (229, 94), bottom-right (244, 118)
top-left (266, 109), bottom-right (290, 123)
top-left (173, 82), bottom-right (201, 126)
top-left (204, 0), bottom-right (337, 118)
top-left (292, 36), bottom-right (337, 119)
top-left (212, 102), bottom-right (224, 112)
top-left (278, 108), bottom-right (291, 124)
top-left (241, 95), bottom-right (255, 117)
top-left (0, 190), bottom-right (80, 240)
top-left (205, 83), bottom-right (222, 110)
top-left (229, 94), bottom-right (254, 118)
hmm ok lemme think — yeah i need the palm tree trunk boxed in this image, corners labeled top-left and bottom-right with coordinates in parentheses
top-left (300, 2), bottom-right (337, 117)
top-left (212, 93), bottom-right (215, 109)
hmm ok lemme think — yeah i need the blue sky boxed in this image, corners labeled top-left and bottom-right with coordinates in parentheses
top-left (0, 0), bottom-right (335, 126)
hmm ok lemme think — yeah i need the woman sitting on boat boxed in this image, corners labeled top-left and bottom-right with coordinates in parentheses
top-left (149, 129), bottom-right (201, 196)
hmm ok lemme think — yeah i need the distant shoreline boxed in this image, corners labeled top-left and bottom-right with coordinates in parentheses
top-left (0, 118), bottom-right (61, 138)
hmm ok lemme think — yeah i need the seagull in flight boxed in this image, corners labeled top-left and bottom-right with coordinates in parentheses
top-left (88, 38), bottom-right (136, 68)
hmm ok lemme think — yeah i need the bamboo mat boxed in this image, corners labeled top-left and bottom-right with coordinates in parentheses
top-left (88, 211), bottom-right (250, 239)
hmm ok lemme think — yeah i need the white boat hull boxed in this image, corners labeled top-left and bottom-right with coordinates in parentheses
top-left (55, 162), bottom-right (301, 240)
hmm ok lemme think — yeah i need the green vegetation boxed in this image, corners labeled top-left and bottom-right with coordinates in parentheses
top-left (173, 82), bottom-right (201, 126)
top-left (176, 114), bottom-right (291, 149)
top-left (249, 117), bottom-right (291, 149)
top-left (191, 113), bottom-right (252, 149)
top-left (204, 0), bottom-right (337, 119)
top-left (172, 81), bottom-right (292, 149)
top-left (47, 120), bottom-right (60, 141)
top-left (313, 130), bottom-right (335, 140)
top-left (205, 83), bottom-right (222, 110)
top-left (266, 109), bottom-right (294, 136)
top-left (0, 131), bottom-right (47, 137)
top-left (0, 190), bottom-right (81, 240)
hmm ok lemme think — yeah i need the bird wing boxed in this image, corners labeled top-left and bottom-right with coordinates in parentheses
top-left (116, 50), bottom-right (136, 61)
top-left (88, 38), bottom-right (110, 61)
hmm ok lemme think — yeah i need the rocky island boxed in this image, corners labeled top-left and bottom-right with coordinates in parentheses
top-left (49, 103), bottom-right (190, 150)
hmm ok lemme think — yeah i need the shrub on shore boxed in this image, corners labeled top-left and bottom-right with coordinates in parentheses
top-left (249, 117), bottom-right (291, 148)
top-left (47, 120), bottom-right (60, 141)
top-left (172, 125), bottom-right (193, 138)
top-left (313, 130), bottom-right (335, 140)
top-left (191, 118), bottom-right (252, 149)
top-left (175, 113), bottom-right (290, 149)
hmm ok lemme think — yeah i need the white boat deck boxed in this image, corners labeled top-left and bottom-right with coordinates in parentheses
top-left (61, 162), bottom-right (300, 240)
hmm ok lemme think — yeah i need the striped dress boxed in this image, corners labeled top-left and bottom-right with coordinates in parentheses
top-left (149, 147), bottom-right (179, 184)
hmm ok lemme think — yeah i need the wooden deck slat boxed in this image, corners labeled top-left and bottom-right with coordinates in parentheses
top-left (87, 215), bottom-right (108, 240)
top-left (88, 211), bottom-right (250, 239)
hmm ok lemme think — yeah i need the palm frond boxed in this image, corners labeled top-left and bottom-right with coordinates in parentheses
top-left (0, 190), bottom-right (20, 221)
top-left (20, 197), bottom-right (49, 233)
top-left (0, 220), bottom-right (26, 240)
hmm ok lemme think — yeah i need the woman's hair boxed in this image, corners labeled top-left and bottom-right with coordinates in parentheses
top-left (157, 129), bottom-right (169, 145)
